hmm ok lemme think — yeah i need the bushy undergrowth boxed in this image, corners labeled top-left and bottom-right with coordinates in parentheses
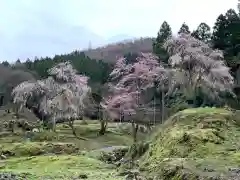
top-left (0, 142), bottom-right (79, 157)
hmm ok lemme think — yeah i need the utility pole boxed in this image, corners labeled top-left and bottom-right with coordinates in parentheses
top-left (88, 41), bottom-right (92, 50)
top-left (153, 96), bottom-right (156, 125)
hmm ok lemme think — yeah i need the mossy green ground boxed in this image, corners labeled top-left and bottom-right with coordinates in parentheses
top-left (140, 107), bottom-right (240, 179)
top-left (1, 108), bottom-right (239, 179)
top-left (1, 155), bottom-right (125, 180)
top-left (0, 120), bottom-right (139, 179)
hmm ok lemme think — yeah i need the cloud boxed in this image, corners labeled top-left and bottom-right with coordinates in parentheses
top-left (0, 0), bottom-right (237, 61)
top-left (83, 0), bottom-right (237, 37)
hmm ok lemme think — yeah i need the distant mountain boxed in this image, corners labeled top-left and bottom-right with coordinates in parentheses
top-left (0, 20), bottom-right (150, 63)
top-left (0, 24), bottom-right (106, 61)
top-left (18, 25), bottom-right (106, 59)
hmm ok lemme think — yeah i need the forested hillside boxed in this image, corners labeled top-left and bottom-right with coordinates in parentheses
top-left (83, 37), bottom-right (154, 63)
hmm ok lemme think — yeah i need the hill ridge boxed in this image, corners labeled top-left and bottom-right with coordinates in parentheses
top-left (83, 37), bottom-right (155, 63)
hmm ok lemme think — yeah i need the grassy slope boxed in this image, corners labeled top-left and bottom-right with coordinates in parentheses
top-left (139, 107), bottom-right (240, 179)
top-left (0, 120), bottom-right (141, 180)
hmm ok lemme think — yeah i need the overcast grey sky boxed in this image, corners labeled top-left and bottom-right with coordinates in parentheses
top-left (0, 0), bottom-right (237, 62)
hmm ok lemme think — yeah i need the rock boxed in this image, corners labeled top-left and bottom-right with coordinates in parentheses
top-left (124, 170), bottom-right (146, 180)
top-left (96, 146), bottom-right (128, 164)
top-left (0, 172), bottom-right (20, 180)
top-left (32, 128), bottom-right (39, 132)
top-left (1, 151), bottom-right (15, 157)
top-left (78, 173), bottom-right (88, 179)
top-left (203, 167), bottom-right (215, 172)
top-left (228, 168), bottom-right (240, 180)
top-left (0, 155), bottom-right (6, 160)
top-left (229, 168), bottom-right (240, 174)
top-left (118, 169), bottom-right (141, 180)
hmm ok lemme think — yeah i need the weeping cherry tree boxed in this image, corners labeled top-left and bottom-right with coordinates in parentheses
top-left (164, 33), bottom-right (234, 106)
top-left (101, 53), bottom-right (170, 142)
top-left (11, 61), bottom-right (91, 138)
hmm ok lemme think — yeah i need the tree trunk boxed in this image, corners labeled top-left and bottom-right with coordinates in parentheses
top-left (69, 119), bottom-right (87, 140)
top-left (146, 124), bottom-right (152, 133)
top-left (202, 96), bottom-right (207, 107)
top-left (69, 119), bottom-right (76, 136)
top-left (131, 122), bottom-right (139, 142)
top-left (52, 116), bottom-right (56, 132)
top-left (98, 120), bottom-right (108, 135)
top-left (9, 120), bottom-right (14, 133)
top-left (98, 105), bottom-right (107, 135)
top-left (161, 90), bottom-right (165, 124)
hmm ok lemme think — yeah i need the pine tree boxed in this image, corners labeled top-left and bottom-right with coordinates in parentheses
top-left (1, 61), bottom-right (10, 67)
top-left (211, 8), bottom-right (240, 95)
top-left (224, 9), bottom-right (240, 58)
top-left (153, 21), bottom-right (172, 64)
top-left (178, 22), bottom-right (191, 34)
top-left (191, 22), bottom-right (211, 43)
top-left (155, 21), bottom-right (172, 44)
top-left (212, 14), bottom-right (229, 50)
top-left (212, 9), bottom-right (240, 59)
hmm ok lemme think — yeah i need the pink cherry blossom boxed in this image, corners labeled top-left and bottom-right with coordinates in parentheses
top-left (101, 53), bottom-right (168, 122)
